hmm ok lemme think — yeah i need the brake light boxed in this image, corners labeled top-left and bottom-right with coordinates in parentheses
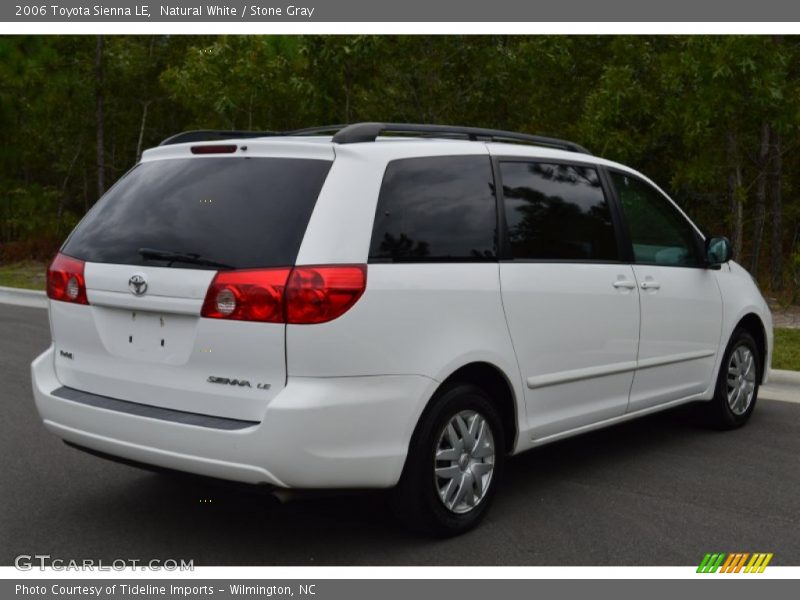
top-left (191, 144), bottom-right (237, 154)
top-left (286, 265), bottom-right (367, 324)
top-left (201, 265), bottom-right (366, 324)
top-left (201, 268), bottom-right (291, 322)
top-left (47, 253), bottom-right (89, 305)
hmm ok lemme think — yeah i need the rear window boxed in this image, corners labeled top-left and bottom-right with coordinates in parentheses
top-left (62, 157), bottom-right (332, 269)
top-left (369, 156), bottom-right (497, 262)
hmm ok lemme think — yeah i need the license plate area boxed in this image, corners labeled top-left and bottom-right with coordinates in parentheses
top-left (93, 306), bottom-right (198, 365)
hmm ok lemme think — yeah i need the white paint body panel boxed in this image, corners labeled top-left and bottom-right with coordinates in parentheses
top-left (499, 263), bottom-right (640, 439)
top-left (34, 346), bottom-right (434, 488)
top-left (627, 265), bottom-right (723, 411)
top-left (32, 136), bottom-right (773, 488)
top-left (712, 261), bottom-right (774, 385)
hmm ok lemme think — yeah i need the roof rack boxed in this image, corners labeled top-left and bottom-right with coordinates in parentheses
top-left (331, 123), bottom-right (592, 154)
top-left (159, 123), bottom-right (591, 155)
top-left (159, 130), bottom-right (278, 146)
top-left (159, 125), bottom-right (350, 146)
top-left (284, 124), bottom-right (349, 136)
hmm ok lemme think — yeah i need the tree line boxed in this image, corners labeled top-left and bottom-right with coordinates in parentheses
top-left (0, 35), bottom-right (798, 296)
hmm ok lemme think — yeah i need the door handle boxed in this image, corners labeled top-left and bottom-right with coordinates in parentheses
top-left (612, 280), bottom-right (637, 290)
top-left (640, 280), bottom-right (661, 290)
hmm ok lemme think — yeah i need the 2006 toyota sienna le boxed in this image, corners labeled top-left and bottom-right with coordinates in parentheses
top-left (32, 122), bottom-right (773, 535)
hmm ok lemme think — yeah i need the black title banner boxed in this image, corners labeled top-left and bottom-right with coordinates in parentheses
top-left (5, 579), bottom-right (799, 600)
top-left (5, 0), bottom-right (800, 22)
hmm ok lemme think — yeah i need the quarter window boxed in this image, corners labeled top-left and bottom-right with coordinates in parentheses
top-left (499, 161), bottom-right (618, 261)
top-left (610, 172), bottom-right (701, 267)
top-left (369, 156), bottom-right (497, 262)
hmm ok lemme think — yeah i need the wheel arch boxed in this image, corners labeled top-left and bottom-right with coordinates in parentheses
top-left (412, 361), bottom-right (520, 456)
top-left (734, 313), bottom-right (769, 384)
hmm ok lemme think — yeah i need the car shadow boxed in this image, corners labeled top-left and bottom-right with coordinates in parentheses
top-left (29, 403), bottom-right (720, 566)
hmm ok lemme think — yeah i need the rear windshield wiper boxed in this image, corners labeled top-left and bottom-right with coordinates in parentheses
top-left (138, 247), bottom-right (234, 270)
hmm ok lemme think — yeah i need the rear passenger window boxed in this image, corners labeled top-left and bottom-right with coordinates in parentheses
top-left (369, 156), bottom-right (497, 262)
top-left (499, 162), bottom-right (618, 261)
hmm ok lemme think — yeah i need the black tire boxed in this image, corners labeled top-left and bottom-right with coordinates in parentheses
top-left (705, 328), bottom-right (760, 430)
top-left (392, 382), bottom-right (505, 536)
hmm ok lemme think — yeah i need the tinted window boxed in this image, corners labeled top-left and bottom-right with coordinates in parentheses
top-left (62, 157), bottom-right (332, 269)
top-left (611, 171), bottom-right (701, 267)
top-left (369, 156), bottom-right (496, 262)
top-left (500, 162), bottom-right (618, 260)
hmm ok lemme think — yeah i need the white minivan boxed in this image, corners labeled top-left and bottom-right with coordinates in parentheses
top-left (32, 123), bottom-right (773, 535)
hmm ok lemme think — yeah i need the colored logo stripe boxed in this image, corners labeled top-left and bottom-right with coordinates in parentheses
top-left (697, 553), bottom-right (773, 573)
top-left (719, 553), bottom-right (749, 573)
top-left (745, 553), bottom-right (773, 573)
top-left (697, 553), bottom-right (726, 573)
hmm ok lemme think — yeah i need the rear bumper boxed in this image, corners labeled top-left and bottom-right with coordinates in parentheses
top-left (32, 345), bottom-right (434, 489)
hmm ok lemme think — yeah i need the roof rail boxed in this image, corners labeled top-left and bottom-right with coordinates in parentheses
top-left (284, 124), bottom-right (349, 136)
top-left (159, 123), bottom-right (591, 155)
top-left (160, 130), bottom-right (277, 146)
top-left (331, 122), bottom-right (591, 154)
top-left (159, 125), bottom-right (348, 146)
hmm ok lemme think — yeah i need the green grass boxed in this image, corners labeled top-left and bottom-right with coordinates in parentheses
top-left (0, 261), bottom-right (47, 291)
top-left (773, 328), bottom-right (800, 371)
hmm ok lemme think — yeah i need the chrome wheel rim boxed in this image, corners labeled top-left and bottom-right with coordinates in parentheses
top-left (727, 345), bottom-right (757, 416)
top-left (434, 410), bottom-right (495, 514)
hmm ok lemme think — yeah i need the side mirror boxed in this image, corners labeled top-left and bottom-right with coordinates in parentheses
top-left (706, 236), bottom-right (732, 268)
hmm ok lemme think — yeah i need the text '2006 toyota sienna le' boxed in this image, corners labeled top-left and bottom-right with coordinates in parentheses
top-left (32, 123), bottom-right (773, 535)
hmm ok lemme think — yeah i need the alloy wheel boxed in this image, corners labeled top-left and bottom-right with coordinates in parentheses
top-left (726, 345), bottom-right (757, 416)
top-left (434, 410), bottom-right (496, 514)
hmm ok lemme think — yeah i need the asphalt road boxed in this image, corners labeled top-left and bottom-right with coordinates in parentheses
top-left (1, 302), bottom-right (799, 566)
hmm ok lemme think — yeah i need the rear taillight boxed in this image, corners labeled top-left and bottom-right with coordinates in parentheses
top-left (47, 253), bottom-right (89, 305)
top-left (201, 268), bottom-right (291, 323)
top-left (201, 265), bottom-right (366, 324)
top-left (285, 265), bottom-right (367, 324)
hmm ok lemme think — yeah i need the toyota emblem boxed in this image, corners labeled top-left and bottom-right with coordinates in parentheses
top-left (128, 274), bottom-right (148, 296)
